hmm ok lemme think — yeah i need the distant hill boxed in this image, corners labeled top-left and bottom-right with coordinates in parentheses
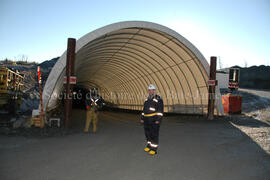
top-left (37, 57), bottom-right (59, 87)
top-left (231, 65), bottom-right (270, 89)
top-left (38, 57), bottom-right (59, 70)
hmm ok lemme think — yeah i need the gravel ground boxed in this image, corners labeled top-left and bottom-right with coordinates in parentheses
top-left (228, 88), bottom-right (270, 154)
top-left (238, 88), bottom-right (270, 122)
top-left (1, 88), bottom-right (270, 179)
top-left (1, 110), bottom-right (270, 180)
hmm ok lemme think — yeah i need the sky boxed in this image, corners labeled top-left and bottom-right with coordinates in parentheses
top-left (0, 0), bottom-right (269, 68)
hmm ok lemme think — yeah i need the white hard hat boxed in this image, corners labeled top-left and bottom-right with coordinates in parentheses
top-left (148, 84), bottom-right (156, 90)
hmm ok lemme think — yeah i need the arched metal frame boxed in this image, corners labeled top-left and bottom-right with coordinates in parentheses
top-left (43, 21), bottom-right (224, 115)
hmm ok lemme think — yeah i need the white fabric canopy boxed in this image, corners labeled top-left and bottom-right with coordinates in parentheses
top-left (42, 21), bottom-right (224, 115)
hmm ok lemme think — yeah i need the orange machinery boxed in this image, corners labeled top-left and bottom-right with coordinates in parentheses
top-left (222, 94), bottom-right (242, 114)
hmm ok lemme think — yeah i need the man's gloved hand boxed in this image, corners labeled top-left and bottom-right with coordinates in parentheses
top-left (140, 119), bottom-right (144, 124)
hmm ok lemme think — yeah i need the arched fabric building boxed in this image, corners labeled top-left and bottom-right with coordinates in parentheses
top-left (43, 21), bottom-right (224, 115)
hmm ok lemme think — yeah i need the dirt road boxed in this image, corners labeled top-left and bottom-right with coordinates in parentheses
top-left (238, 88), bottom-right (270, 122)
top-left (1, 110), bottom-right (270, 180)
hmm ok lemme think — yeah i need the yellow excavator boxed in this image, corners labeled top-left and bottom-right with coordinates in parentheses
top-left (0, 67), bottom-right (24, 113)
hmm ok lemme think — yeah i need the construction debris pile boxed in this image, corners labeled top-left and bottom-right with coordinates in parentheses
top-left (0, 57), bottom-right (58, 114)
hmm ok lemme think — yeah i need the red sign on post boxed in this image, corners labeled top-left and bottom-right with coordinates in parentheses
top-left (37, 66), bottom-right (42, 84)
top-left (64, 76), bottom-right (77, 84)
top-left (37, 66), bottom-right (44, 128)
top-left (208, 80), bottom-right (217, 86)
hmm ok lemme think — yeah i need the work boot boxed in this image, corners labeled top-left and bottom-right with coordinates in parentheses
top-left (144, 142), bottom-right (151, 152)
top-left (93, 125), bottom-right (97, 133)
top-left (149, 150), bottom-right (157, 155)
top-left (144, 147), bottom-right (150, 152)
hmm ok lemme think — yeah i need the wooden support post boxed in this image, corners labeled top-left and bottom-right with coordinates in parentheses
top-left (64, 38), bottom-right (76, 128)
top-left (37, 66), bottom-right (44, 128)
top-left (207, 56), bottom-right (217, 120)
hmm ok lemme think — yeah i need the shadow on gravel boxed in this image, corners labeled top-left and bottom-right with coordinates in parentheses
top-left (1, 110), bottom-right (270, 179)
top-left (229, 114), bottom-right (270, 128)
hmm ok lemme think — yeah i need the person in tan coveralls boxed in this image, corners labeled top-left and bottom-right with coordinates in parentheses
top-left (84, 98), bottom-right (99, 133)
